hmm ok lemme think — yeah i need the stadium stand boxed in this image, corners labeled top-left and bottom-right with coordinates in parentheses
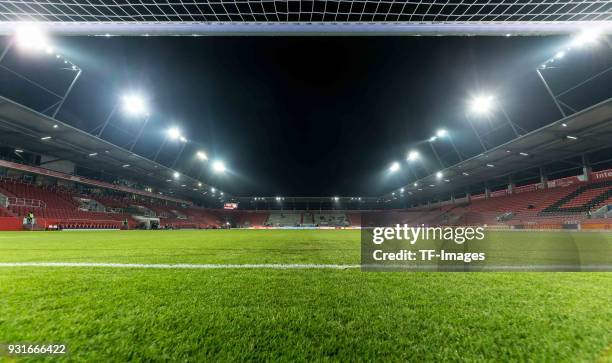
top-left (265, 212), bottom-right (302, 227)
top-left (313, 213), bottom-right (349, 227)
top-left (541, 180), bottom-right (612, 215)
top-left (0, 89), bottom-right (610, 232)
top-left (233, 211), bottom-right (269, 228)
top-left (0, 176), bottom-right (228, 230)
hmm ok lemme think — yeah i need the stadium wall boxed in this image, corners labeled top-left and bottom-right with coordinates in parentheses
top-left (0, 217), bottom-right (21, 231)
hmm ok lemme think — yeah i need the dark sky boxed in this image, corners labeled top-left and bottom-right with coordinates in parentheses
top-left (1, 35), bottom-right (609, 197)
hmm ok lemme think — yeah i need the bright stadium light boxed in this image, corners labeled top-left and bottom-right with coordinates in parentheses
top-left (436, 129), bottom-right (448, 138)
top-left (15, 24), bottom-right (50, 52)
top-left (435, 171), bottom-right (443, 179)
top-left (173, 171), bottom-right (180, 179)
top-left (407, 150), bottom-right (420, 162)
top-left (554, 51), bottom-right (565, 59)
top-left (121, 94), bottom-right (147, 116)
top-left (428, 136), bottom-right (437, 142)
top-left (197, 182), bottom-right (202, 187)
top-left (211, 187), bottom-right (216, 193)
top-left (212, 161), bottom-right (226, 173)
top-left (196, 151), bottom-right (208, 161)
top-left (571, 29), bottom-right (601, 47)
top-left (179, 136), bottom-right (187, 143)
top-left (167, 127), bottom-right (181, 140)
top-left (389, 161), bottom-right (400, 173)
top-left (333, 196), bottom-right (339, 202)
top-left (469, 95), bottom-right (494, 115)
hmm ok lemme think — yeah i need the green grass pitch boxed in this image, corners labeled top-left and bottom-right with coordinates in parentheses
top-left (0, 229), bottom-right (611, 361)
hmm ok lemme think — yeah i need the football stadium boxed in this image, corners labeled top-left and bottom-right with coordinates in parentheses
top-left (0, 2), bottom-right (611, 361)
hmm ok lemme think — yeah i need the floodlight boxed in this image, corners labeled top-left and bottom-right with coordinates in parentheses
top-left (572, 29), bottom-right (600, 47)
top-left (469, 95), bottom-right (494, 115)
top-left (121, 94), bottom-right (147, 116)
top-left (436, 129), bottom-right (448, 138)
top-left (435, 171), bottom-right (443, 179)
top-left (179, 136), bottom-right (187, 143)
top-left (333, 196), bottom-right (339, 201)
top-left (554, 51), bottom-right (565, 59)
top-left (389, 161), bottom-right (400, 172)
top-left (428, 136), bottom-right (437, 142)
top-left (15, 24), bottom-right (50, 52)
top-left (167, 127), bottom-right (181, 140)
top-left (413, 182), bottom-right (418, 187)
top-left (196, 151), bottom-right (208, 161)
top-left (211, 187), bottom-right (216, 192)
top-left (407, 150), bottom-right (420, 162)
top-left (197, 182), bottom-right (202, 187)
top-left (212, 161), bottom-right (226, 173)
top-left (400, 188), bottom-right (405, 193)
top-left (173, 171), bottom-right (180, 179)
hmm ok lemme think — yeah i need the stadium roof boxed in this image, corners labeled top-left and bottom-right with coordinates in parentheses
top-left (0, 95), bottom-right (227, 202)
top-left (384, 97), bottom-right (612, 202)
top-left (0, 1), bottom-right (610, 35)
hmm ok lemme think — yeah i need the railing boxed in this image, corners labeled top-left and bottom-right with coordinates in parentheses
top-left (7, 197), bottom-right (47, 208)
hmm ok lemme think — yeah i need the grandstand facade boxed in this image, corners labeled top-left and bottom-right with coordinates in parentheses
top-left (0, 29), bottom-right (610, 231)
top-left (1, 101), bottom-right (611, 231)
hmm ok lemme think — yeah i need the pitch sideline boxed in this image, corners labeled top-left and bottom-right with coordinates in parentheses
top-left (0, 262), bottom-right (361, 269)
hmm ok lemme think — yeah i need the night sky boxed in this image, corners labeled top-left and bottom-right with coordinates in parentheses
top-left (1, 35), bottom-right (609, 196)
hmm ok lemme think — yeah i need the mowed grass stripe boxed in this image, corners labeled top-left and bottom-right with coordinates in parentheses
top-left (0, 262), bottom-right (361, 269)
top-left (1, 268), bottom-right (611, 361)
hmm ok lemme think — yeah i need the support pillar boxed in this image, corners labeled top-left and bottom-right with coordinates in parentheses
top-left (582, 154), bottom-right (592, 182)
top-left (540, 167), bottom-right (548, 189)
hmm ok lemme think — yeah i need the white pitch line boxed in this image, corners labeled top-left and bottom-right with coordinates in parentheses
top-left (0, 262), bottom-right (361, 269)
top-left (0, 262), bottom-right (609, 271)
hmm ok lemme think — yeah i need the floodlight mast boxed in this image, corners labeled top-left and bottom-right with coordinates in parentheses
top-left (96, 94), bottom-right (149, 139)
top-left (535, 29), bottom-right (607, 119)
top-left (428, 139), bottom-right (445, 169)
top-left (430, 129), bottom-right (464, 163)
top-left (52, 68), bottom-right (81, 119)
top-left (0, 25), bottom-right (82, 120)
top-left (129, 114), bottom-right (151, 152)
